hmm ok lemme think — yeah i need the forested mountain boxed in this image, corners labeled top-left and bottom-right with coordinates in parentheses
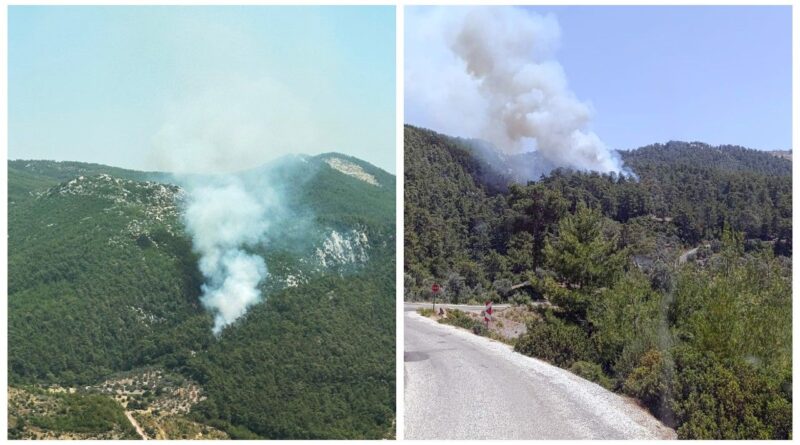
top-left (621, 141), bottom-right (792, 176)
top-left (8, 155), bottom-right (395, 439)
top-left (404, 125), bottom-right (792, 439)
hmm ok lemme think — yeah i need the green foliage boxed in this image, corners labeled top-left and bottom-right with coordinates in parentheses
top-left (439, 309), bottom-right (486, 335)
top-left (444, 272), bottom-right (469, 303)
top-left (8, 159), bottom-right (166, 184)
top-left (670, 347), bottom-right (791, 439)
top-left (186, 264), bottom-right (395, 440)
top-left (404, 126), bottom-right (508, 293)
top-left (298, 153), bottom-right (395, 229)
top-left (587, 270), bottom-right (663, 378)
top-left (507, 232), bottom-right (535, 274)
top-left (569, 361), bottom-right (613, 390)
top-left (28, 392), bottom-right (138, 437)
top-left (8, 177), bottom-right (204, 385)
top-left (417, 307), bottom-right (434, 317)
top-left (621, 142), bottom-right (791, 246)
top-left (544, 203), bottom-right (627, 292)
top-left (671, 227), bottom-right (791, 371)
top-left (621, 349), bottom-right (670, 416)
top-left (8, 167), bottom-right (59, 203)
top-left (515, 312), bottom-right (594, 368)
top-left (509, 292), bottom-right (531, 306)
top-left (538, 230), bottom-right (791, 439)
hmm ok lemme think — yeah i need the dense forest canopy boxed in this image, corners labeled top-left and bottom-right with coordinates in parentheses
top-left (8, 155), bottom-right (396, 439)
top-left (404, 125), bottom-right (792, 439)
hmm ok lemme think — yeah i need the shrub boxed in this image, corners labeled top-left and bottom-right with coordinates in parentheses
top-left (510, 292), bottom-right (531, 306)
top-left (622, 349), bottom-right (670, 418)
top-left (514, 312), bottom-right (593, 368)
top-left (416, 308), bottom-right (434, 317)
top-left (569, 361), bottom-right (613, 389)
top-left (439, 309), bottom-right (486, 336)
top-left (492, 279), bottom-right (513, 297)
top-left (29, 393), bottom-right (133, 434)
top-left (670, 346), bottom-right (791, 439)
top-left (471, 324), bottom-right (487, 336)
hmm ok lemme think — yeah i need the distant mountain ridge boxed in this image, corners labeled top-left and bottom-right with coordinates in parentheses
top-left (620, 141), bottom-right (792, 177)
top-left (402, 126), bottom-right (791, 188)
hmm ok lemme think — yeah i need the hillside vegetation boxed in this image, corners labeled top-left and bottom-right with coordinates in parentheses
top-left (8, 155), bottom-right (395, 439)
top-left (404, 125), bottom-right (792, 439)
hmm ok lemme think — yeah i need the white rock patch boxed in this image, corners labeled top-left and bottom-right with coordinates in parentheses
top-left (315, 229), bottom-right (370, 268)
top-left (324, 158), bottom-right (380, 187)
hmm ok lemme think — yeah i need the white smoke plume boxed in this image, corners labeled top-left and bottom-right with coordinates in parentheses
top-left (182, 176), bottom-right (277, 334)
top-left (149, 74), bottom-right (317, 175)
top-left (406, 6), bottom-right (626, 175)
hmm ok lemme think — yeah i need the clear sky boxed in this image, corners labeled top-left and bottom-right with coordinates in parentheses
top-left (406, 6), bottom-right (792, 152)
top-left (9, 6), bottom-right (396, 173)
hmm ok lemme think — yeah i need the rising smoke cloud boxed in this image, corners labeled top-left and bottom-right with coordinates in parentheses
top-left (181, 176), bottom-right (276, 334)
top-left (149, 75), bottom-right (317, 175)
top-left (150, 76), bottom-right (291, 335)
top-left (406, 6), bottom-right (626, 176)
top-left (142, 13), bottom-right (358, 335)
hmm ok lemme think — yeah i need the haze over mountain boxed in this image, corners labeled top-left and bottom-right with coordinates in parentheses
top-left (9, 7), bottom-right (397, 174)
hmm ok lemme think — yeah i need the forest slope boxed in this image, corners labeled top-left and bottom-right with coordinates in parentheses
top-left (8, 155), bottom-right (396, 439)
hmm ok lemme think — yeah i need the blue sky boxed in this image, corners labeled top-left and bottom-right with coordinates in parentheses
top-left (406, 6), bottom-right (792, 152)
top-left (9, 6), bottom-right (396, 173)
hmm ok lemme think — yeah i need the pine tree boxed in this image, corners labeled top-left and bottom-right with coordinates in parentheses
top-left (544, 203), bottom-right (627, 291)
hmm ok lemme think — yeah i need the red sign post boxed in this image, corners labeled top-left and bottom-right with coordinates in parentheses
top-left (431, 283), bottom-right (441, 312)
top-left (484, 300), bottom-right (493, 328)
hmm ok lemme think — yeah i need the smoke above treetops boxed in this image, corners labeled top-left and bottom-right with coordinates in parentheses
top-left (406, 6), bottom-right (629, 179)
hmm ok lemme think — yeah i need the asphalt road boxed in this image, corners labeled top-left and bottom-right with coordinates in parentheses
top-left (404, 308), bottom-right (676, 440)
top-left (404, 302), bottom-right (511, 313)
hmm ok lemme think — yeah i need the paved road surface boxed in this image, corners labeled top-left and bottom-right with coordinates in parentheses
top-left (404, 302), bottom-right (511, 313)
top-left (404, 308), bottom-right (676, 440)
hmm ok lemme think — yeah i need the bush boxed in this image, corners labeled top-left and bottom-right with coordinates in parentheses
top-left (439, 309), bottom-right (486, 336)
top-left (471, 324), bottom-right (487, 336)
top-left (510, 292), bottom-right (531, 306)
top-left (570, 361), bottom-right (612, 389)
top-left (514, 312), bottom-right (593, 368)
top-left (29, 392), bottom-right (134, 435)
top-left (622, 349), bottom-right (670, 418)
top-left (492, 279), bottom-right (512, 297)
top-left (670, 346), bottom-right (791, 439)
top-left (416, 308), bottom-right (434, 317)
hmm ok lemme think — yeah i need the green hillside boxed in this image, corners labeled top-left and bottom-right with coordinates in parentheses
top-left (404, 125), bottom-right (791, 439)
top-left (8, 155), bottom-right (396, 439)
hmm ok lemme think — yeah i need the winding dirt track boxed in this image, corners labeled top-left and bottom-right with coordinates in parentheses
top-left (125, 411), bottom-right (148, 440)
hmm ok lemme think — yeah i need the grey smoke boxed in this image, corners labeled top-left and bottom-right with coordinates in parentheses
top-left (181, 176), bottom-right (277, 334)
top-left (406, 6), bottom-right (626, 177)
